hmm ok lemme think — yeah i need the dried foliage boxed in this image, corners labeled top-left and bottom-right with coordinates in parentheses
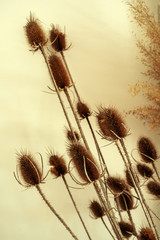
top-left (126, 0), bottom-right (160, 130)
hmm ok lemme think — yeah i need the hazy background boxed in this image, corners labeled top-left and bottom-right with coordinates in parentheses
top-left (0, 0), bottom-right (159, 239)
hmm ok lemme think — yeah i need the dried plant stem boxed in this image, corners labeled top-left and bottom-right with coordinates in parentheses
top-left (64, 87), bottom-right (89, 149)
top-left (126, 209), bottom-right (139, 240)
top-left (119, 139), bottom-right (159, 240)
top-left (35, 185), bottom-right (78, 240)
top-left (152, 162), bottom-right (160, 182)
top-left (93, 181), bottom-right (123, 240)
top-left (39, 45), bottom-right (76, 140)
top-left (62, 175), bottom-right (92, 240)
top-left (101, 217), bottom-right (116, 240)
top-left (60, 51), bottom-right (81, 102)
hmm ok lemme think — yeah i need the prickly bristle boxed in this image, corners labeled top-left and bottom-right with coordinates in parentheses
top-left (49, 25), bottom-right (66, 52)
top-left (139, 227), bottom-right (156, 240)
top-left (125, 169), bottom-right (136, 188)
top-left (138, 137), bottom-right (157, 163)
top-left (25, 14), bottom-right (46, 48)
top-left (106, 176), bottom-right (128, 193)
top-left (119, 221), bottom-right (134, 238)
top-left (67, 142), bottom-right (100, 183)
top-left (76, 101), bottom-right (91, 119)
top-left (96, 107), bottom-right (127, 140)
top-left (49, 154), bottom-right (67, 176)
top-left (18, 153), bottom-right (42, 186)
top-left (49, 54), bottom-right (70, 89)
top-left (66, 129), bottom-right (80, 142)
top-left (89, 200), bottom-right (104, 218)
top-left (147, 181), bottom-right (160, 198)
top-left (137, 163), bottom-right (154, 178)
top-left (117, 191), bottom-right (134, 211)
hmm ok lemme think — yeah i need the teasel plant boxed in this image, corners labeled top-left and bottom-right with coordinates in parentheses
top-left (14, 9), bottom-right (160, 240)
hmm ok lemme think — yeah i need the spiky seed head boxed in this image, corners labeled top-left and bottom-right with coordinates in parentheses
top-left (139, 227), bottom-right (156, 240)
top-left (25, 13), bottom-right (46, 48)
top-left (65, 128), bottom-right (80, 142)
top-left (147, 181), bottom-right (160, 198)
top-left (119, 221), bottom-right (134, 238)
top-left (117, 191), bottom-right (134, 211)
top-left (49, 54), bottom-right (70, 89)
top-left (49, 154), bottom-right (67, 176)
top-left (137, 163), bottom-right (154, 178)
top-left (77, 102), bottom-right (91, 119)
top-left (49, 25), bottom-right (66, 52)
top-left (67, 142), bottom-right (100, 183)
top-left (125, 169), bottom-right (138, 188)
top-left (89, 200), bottom-right (104, 218)
top-left (16, 152), bottom-right (43, 186)
top-left (96, 107), bottom-right (127, 140)
top-left (138, 137), bottom-right (157, 163)
top-left (106, 176), bottom-right (128, 193)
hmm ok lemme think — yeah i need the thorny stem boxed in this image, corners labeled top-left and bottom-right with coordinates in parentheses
top-left (62, 175), bottom-right (92, 240)
top-left (101, 217), bottom-right (116, 240)
top-left (152, 162), bottom-right (160, 182)
top-left (119, 139), bottom-right (159, 240)
top-left (35, 185), bottom-right (78, 240)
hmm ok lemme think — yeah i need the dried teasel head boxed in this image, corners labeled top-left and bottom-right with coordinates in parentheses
top-left (49, 25), bottom-right (67, 52)
top-left (117, 190), bottom-right (134, 211)
top-left (138, 137), bottom-right (157, 163)
top-left (137, 163), bottom-right (154, 179)
top-left (96, 107), bottom-right (127, 141)
top-left (106, 176), bottom-right (128, 194)
top-left (49, 154), bottom-right (67, 177)
top-left (119, 221), bottom-right (134, 238)
top-left (67, 142), bottom-right (100, 183)
top-left (65, 128), bottom-right (80, 142)
top-left (76, 101), bottom-right (91, 119)
top-left (147, 180), bottom-right (160, 199)
top-left (25, 13), bottom-right (46, 49)
top-left (49, 54), bottom-right (70, 89)
top-left (125, 169), bottom-right (138, 188)
top-left (139, 227), bottom-right (156, 240)
top-left (89, 200), bottom-right (104, 219)
top-left (14, 152), bottom-right (45, 187)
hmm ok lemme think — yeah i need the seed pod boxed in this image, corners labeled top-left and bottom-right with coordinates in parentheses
top-left (117, 191), bottom-right (134, 211)
top-left (49, 25), bottom-right (66, 52)
top-left (77, 101), bottom-right (91, 119)
top-left (147, 181), bottom-right (160, 198)
top-left (49, 54), bottom-right (70, 89)
top-left (119, 221), bottom-right (134, 238)
top-left (89, 200), bottom-right (104, 218)
top-left (16, 152), bottom-right (43, 186)
top-left (67, 142), bottom-right (100, 183)
top-left (65, 128), bottom-right (80, 142)
top-left (25, 13), bottom-right (46, 48)
top-left (138, 137), bottom-right (157, 163)
top-left (137, 163), bottom-right (154, 178)
top-left (49, 154), bottom-right (67, 176)
top-left (106, 176), bottom-right (128, 193)
top-left (139, 227), bottom-right (156, 240)
top-left (96, 107), bottom-right (127, 140)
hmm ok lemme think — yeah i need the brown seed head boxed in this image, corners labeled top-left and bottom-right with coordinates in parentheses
top-left (77, 101), bottom-right (91, 119)
top-left (25, 13), bottom-right (46, 48)
top-left (119, 221), bottom-right (134, 238)
top-left (16, 152), bottom-right (43, 187)
top-left (89, 200), bottom-right (104, 219)
top-left (138, 137), bottom-right (157, 163)
top-left (67, 142), bottom-right (100, 183)
top-left (106, 176), bottom-right (128, 194)
top-left (137, 163), bottom-right (154, 178)
top-left (139, 227), bottom-right (156, 240)
top-left (96, 107), bottom-right (127, 140)
top-left (125, 169), bottom-right (138, 188)
top-left (147, 180), bottom-right (160, 198)
top-left (117, 190), bottom-right (134, 211)
top-left (49, 154), bottom-right (67, 176)
top-left (49, 54), bottom-right (70, 89)
top-left (65, 128), bottom-right (80, 142)
top-left (49, 25), bottom-right (66, 52)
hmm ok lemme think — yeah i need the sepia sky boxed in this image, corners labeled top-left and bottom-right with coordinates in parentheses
top-left (0, 0), bottom-right (159, 239)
